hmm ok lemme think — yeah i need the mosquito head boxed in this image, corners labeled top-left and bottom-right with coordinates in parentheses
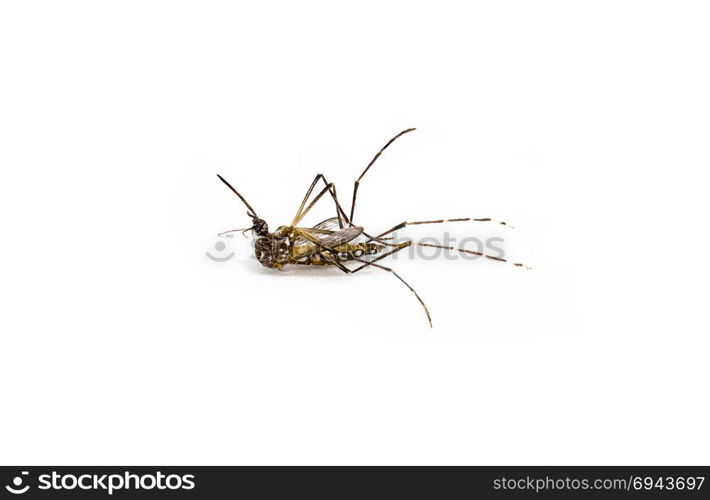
top-left (250, 216), bottom-right (269, 237)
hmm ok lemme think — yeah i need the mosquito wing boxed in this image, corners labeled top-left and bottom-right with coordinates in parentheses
top-left (311, 217), bottom-right (342, 232)
top-left (319, 226), bottom-right (363, 248)
top-left (294, 226), bottom-right (363, 254)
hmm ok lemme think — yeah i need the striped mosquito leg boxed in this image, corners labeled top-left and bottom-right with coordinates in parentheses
top-left (320, 241), bottom-right (431, 327)
top-left (327, 182), bottom-right (352, 227)
top-left (292, 182), bottom-right (337, 226)
top-left (291, 230), bottom-right (430, 326)
top-left (388, 267), bottom-right (432, 328)
top-left (350, 257), bottom-right (432, 328)
top-left (417, 243), bottom-right (531, 269)
top-left (292, 174), bottom-right (351, 228)
top-left (349, 128), bottom-right (416, 224)
top-left (361, 231), bottom-right (401, 248)
top-left (322, 254), bottom-right (353, 273)
top-left (370, 217), bottom-right (514, 241)
top-left (416, 217), bottom-right (513, 228)
top-left (349, 241), bottom-right (412, 273)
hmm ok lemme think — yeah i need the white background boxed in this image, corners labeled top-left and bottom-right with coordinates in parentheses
top-left (1, 1), bottom-right (708, 465)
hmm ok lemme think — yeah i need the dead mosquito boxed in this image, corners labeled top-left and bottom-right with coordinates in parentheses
top-left (217, 128), bottom-right (529, 327)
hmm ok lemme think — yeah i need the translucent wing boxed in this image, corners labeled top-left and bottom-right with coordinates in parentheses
top-left (288, 219), bottom-right (334, 250)
top-left (311, 217), bottom-right (342, 232)
top-left (294, 226), bottom-right (363, 255)
top-left (318, 226), bottom-right (363, 248)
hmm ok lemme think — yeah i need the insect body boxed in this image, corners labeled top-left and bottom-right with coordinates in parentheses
top-left (217, 128), bottom-right (529, 327)
top-left (248, 221), bottom-right (385, 269)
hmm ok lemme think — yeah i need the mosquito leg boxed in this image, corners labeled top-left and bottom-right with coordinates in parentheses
top-left (298, 237), bottom-right (432, 327)
top-left (388, 267), bottom-right (432, 328)
top-left (291, 182), bottom-right (338, 226)
top-left (362, 231), bottom-right (401, 247)
top-left (328, 183), bottom-right (351, 228)
top-left (349, 128), bottom-right (416, 224)
top-left (322, 255), bottom-right (353, 273)
top-left (293, 174), bottom-right (324, 223)
top-left (367, 217), bottom-right (514, 242)
top-left (351, 257), bottom-right (432, 328)
top-left (331, 249), bottom-right (431, 327)
top-left (417, 242), bottom-right (531, 269)
top-left (291, 174), bottom-right (346, 227)
top-left (291, 233), bottom-right (354, 272)
top-left (347, 241), bottom-right (412, 272)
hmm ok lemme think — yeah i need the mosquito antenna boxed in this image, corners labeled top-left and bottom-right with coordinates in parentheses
top-left (217, 227), bottom-right (253, 237)
top-left (217, 174), bottom-right (259, 219)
